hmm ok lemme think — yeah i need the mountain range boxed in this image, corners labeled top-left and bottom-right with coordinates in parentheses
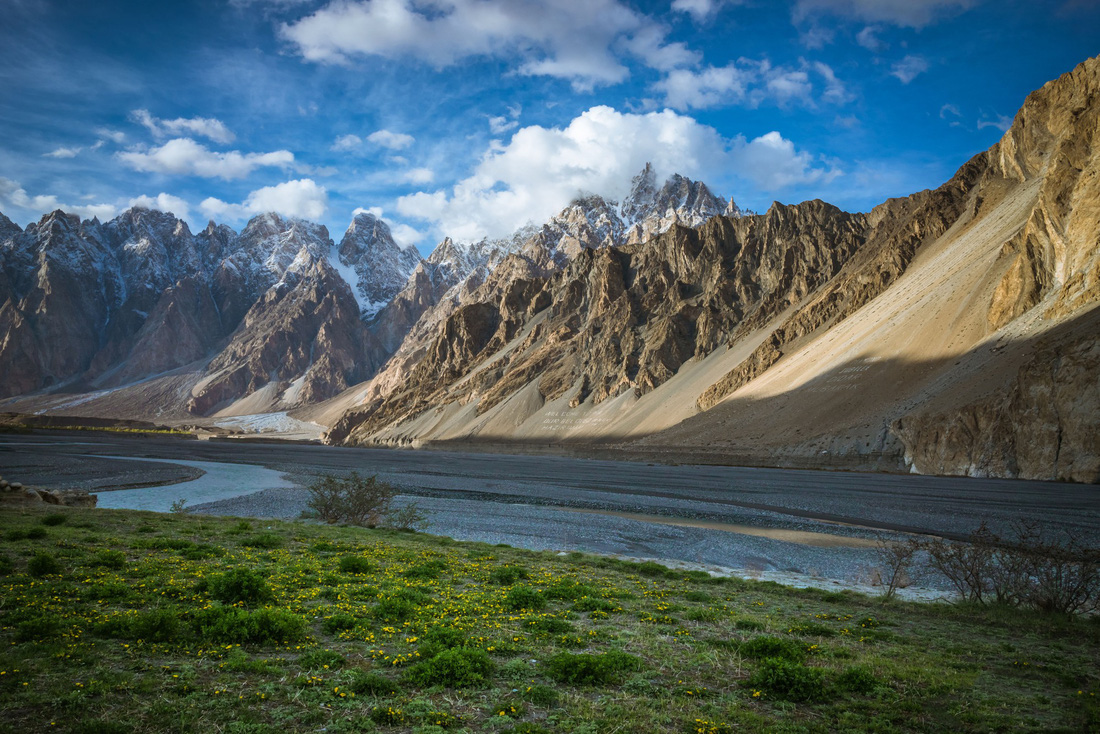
top-left (2, 55), bottom-right (1098, 483)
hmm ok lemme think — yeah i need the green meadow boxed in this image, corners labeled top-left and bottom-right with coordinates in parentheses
top-left (0, 504), bottom-right (1097, 733)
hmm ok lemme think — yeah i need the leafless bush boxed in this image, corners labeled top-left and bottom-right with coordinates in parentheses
top-left (388, 502), bottom-right (430, 532)
top-left (306, 472), bottom-right (394, 527)
top-left (873, 534), bottom-right (922, 601)
top-left (920, 520), bottom-right (1100, 615)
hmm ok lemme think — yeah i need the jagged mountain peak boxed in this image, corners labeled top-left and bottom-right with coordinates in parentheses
top-left (334, 210), bottom-right (422, 318)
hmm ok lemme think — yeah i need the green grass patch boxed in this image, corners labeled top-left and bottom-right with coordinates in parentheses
top-left (1, 504), bottom-right (1097, 733)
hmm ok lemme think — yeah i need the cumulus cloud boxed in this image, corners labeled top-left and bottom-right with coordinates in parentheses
top-left (489, 116), bottom-right (519, 135)
top-left (367, 129), bottom-right (415, 150)
top-left (390, 223), bottom-right (425, 249)
top-left (0, 177), bottom-right (118, 222)
top-left (199, 179), bottom-right (327, 221)
top-left (671, 0), bottom-right (740, 22)
top-left (130, 109), bottom-right (236, 144)
top-left (654, 58), bottom-right (849, 110)
top-left (128, 193), bottom-right (192, 223)
top-left (331, 134), bottom-right (363, 152)
top-left (793, 0), bottom-right (980, 28)
top-left (96, 128), bottom-right (127, 144)
top-left (731, 131), bottom-right (840, 190)
top-left (280, 0), bottom-right (689, 90)
top-left (44, 146), bottom-right (82, 159)
top-left (890, 54), bottom-right (929, 83)
top-left (118, 138), bottom-right (295, 180)
top-left (395, 106), bottom-right (831, 242)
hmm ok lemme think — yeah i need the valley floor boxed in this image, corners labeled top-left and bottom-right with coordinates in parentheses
top-left (2, 433), bottom-right (1096, 596)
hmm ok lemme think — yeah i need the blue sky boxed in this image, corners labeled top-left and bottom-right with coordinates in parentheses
top-left (1, 0), bottom-right (1096, 254)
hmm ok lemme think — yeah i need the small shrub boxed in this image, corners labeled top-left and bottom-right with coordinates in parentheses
top-left (419, 626), bottom-right (467, 658)
top-left (835, 665), bottom-right (877, 694)
top-left (369, 706), bottom-right (406, 725)
top-left (243, 532), bottom-right (283, 549)
top-left (572, 596), bottom-right (616, 613)
top-left (298, 649), bottom-right (346, 670)
top-left (543, 651), bottom-right (640, 685)
top-left (521, 684), bottom-right (559, 706)
top-left (545, 580), bottom-right (597, 600)
top-left (75, 721), bottom-right (133, 734)
top-left (686, 607), bottom-right (724, 622)
top-left (404, 559), bottom-right (447, 580)
top-left (388, 502), bottom-right (429, 532)
top-left (635, 561), bottom-right (677, 579)
top-left (41, 513), bottom-right (67, 526)
top-left (193, 607), bottom-right (307, 644)
top-left (373, 597), bottom-right (418, 621)
top-left (338, 556), bottom-right (375, 575)
top-left (527, 617), bottom-right (574, 635)
top-left (0, 554), bottom-right (13, 575)
top-left (490, 566), bottom-right (530, 585)
top-left (90, 550), bottom-right (126, 569)
top-left (322, 613), bottom-right (359, 635)
top-left (204, 568), bottom-right (274, 606)
top-left (787, 622), bottom-right (835, 637)
top-left (169, 498), bottom-right (189, 514)
top-left (27, 551), bottom-right (62, 577)
top-left (347, 670), bottom-right (399, 695)
top-left (405, 647), bottom-right (494, 688)
top-left (684, 591), bottom-right (712, 602)
top-left (746, 658), bottom-right (829, 702)
top-left (739, 636), bottom-right (806, 662)
top-left (130, 608), bottom-right (185, 642)
top-left (15, 616), bottom-right (65, 642)
top-left (26, 526), bottom-right (48, 540)
top-left (308, 472), bottom-right (395, 527)
top-left (505, 585), bottom-right (546, 611)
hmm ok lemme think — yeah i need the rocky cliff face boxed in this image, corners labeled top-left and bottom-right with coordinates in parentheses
top-left (328, 56), bottom-right (1100, 483)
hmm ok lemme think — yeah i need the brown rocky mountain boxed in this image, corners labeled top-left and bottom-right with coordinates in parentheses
top-left (325, 55), bottom-right (1100, 483)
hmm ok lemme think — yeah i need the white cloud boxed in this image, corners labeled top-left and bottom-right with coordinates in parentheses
top-left (671, 0), bottom-right (739, 22)
top-left (395, 106), bottom-right (830, 242)
top-left (280, 0), bottom-right (688, 90)
top-left (890, 54), bottom-right (929, 84)
top-left (118, 138), bottom-right (295, 180)
top-left (489, 116), bottom-right (519, 135)
top-left (331, 134), bottom-right (363, 152)
top-left (855, 25), bottom-right (884, 50)
top-left (128, 193), bottom-right (192, 223)
top-left (96, 128), bottom-right (127, 144)
top-left (793, 0), bottom-right (979, 28)
top-left (654, 58), bottom-right (849, 110)
top-left (812, 61), bottom-right (851, 104)
top-left (44, 146), bottom-right (81, 159)
top-left (367, 129), bottom-right (415, 150)
top-left (398, 167), bottom-right (435, 185)
top-left (130, 109), bottom-right (236, 144)
top-left (939, 103), bottom-right (961, 118)
top-left (0, 177), bottom-right (118, 222)
top-left (731, 131), bottom-right (840, 190)
top-left (620, 25), bottom-right (699, 70)
top-left (977, 113), bottom-right (1012, 132)
top-left (654, 65), bottom-right (753, 110)
top-left (353, 206), bottom-right (385, 219)
top-left (390, 223), bottom-right (424, 249)
top-left (199, 179), bottom-right (327, 221)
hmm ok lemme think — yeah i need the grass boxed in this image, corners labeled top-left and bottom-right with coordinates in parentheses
top-left (0, 504), bottom-right (1097, 733)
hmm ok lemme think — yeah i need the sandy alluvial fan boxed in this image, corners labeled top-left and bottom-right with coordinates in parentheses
top-left (2, 57), bottom-right (1099, 483)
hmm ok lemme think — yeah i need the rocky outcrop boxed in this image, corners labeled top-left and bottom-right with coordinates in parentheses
top-left (894, 310), bottom-right (1100, 482)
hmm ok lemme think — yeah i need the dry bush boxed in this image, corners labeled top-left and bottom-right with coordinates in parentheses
top-left (873, 534), bottom-right (922, 601)
top-left (920, 520), bottom-right (1100, 615)
top-left (306, 472), bottom-right (394, 527)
